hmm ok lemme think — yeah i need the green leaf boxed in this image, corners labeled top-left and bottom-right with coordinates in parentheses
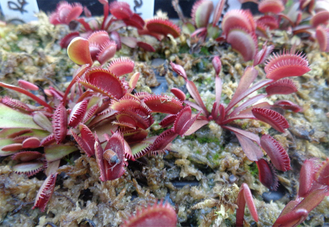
top-left (0, 138), bottom-right (16, 156)
top-left (45, 144), bottom-right (78, 162)
top-left (182, 22), bottom-right (195, 34)
top-left (0, 128), bottom-right (49, 139)
top-left (207, 24), bottom-right (220, 39)
top-left (87, 95), bottom-right (101, 109)
top-left (131, 141), bottom-right (152, 156)
top-left (0, 128), bottom-right (27, 138)
top-left (131, 137), bottom-right (156, 158)
top-left (0, 104), bottom-right (42, 129)
top-left (30, 129), bottom-right (50, 138)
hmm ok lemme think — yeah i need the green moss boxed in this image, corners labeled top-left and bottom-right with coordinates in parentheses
top-left (249, 162), bottom-right (259, 177)
top-left (231, 119), bottom-right (249, 129)
top-left (184, 134), bottom-right (195, 140)
top-left (63, 155), bottom-right (75, 165)
top-left (212, 152), bottom-right (220, 160)
top-left (197, 136), bottom-right (220, 144)
top-left (185, 133), bottom-right (221, 145)
top-left (8, 42), bottom-right (20, 52)
top-left (241, 121), bottom-right (248, 129)
top-left (224, 219), bottom-right (233, 226)
top-left (148, 121), bottom-right (165, 136)
top-left (200, 46), bottom-right (210, 55)
top-left (192, 59), bottom-right (208, 72)
top-left (179, 44), bottom-right (190, 54)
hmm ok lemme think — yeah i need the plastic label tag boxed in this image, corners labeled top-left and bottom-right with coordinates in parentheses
top-left (121, 0), bottom-right (154, 19)
top-left (0, 0), bottom-right (39, 23)
top-left (210, 0), bottom-right (241, 12)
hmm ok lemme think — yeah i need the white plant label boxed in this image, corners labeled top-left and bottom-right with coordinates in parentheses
top-left (0, 0), bottom-right (39, 23)
top-left (121, 0), bottom-right (155, 19)
top-left (211, 0), bottom-right (241, 11)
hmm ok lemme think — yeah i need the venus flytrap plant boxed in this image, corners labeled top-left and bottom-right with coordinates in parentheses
top-left (315, 25), bottom-right (329, 52)
top-left (49, 2), bottom-right (83, 26)
top-left (259, 0), bottom-right (285, 15)
top-left (67, 30), bottom-right (117, 66)
top-left (256, 0), bottom-right (329, 52)
top-left (50, 0), bottom-right (181, 52)
top-left (221, 9), bottom-right (258, 61)
top-left (170, 47), bottom-right (309, 162)
top-left (173, 0), bottom-right (260, 59)
top-left (0, 1), bottom-right (327, 225)
top-left (174, 0), bottom-right (228, 41)
top-left (170, 44), bottom-right (311, 224)
top-left (182, 0), bottom-right (328, 62)
top-left (0, 84), bottom-right (78, 210)
top-left (95, 131), bottom-right (126, 181)
top-left (236, 183), bottom-right (259, 226)
top-left (121, 200), bottom-right (177, 227)
top-left (273, 158), bottom-right (329, 226)
top-left (0, 19), bottom-right (192, 211)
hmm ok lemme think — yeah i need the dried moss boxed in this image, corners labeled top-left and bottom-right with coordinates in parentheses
top-left (0, 11), bottom-right (328, 227)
